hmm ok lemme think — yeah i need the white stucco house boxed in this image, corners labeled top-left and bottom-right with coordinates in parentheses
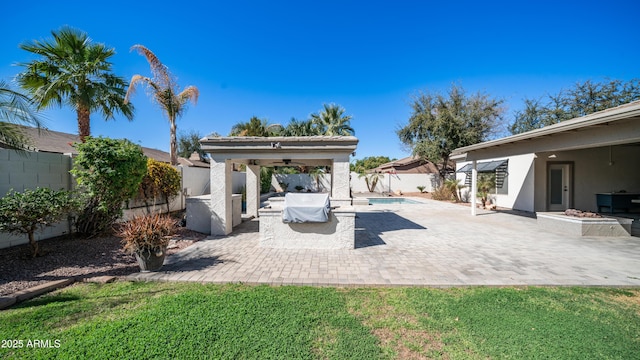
top-left (450, 100), bottom-right (640, 219)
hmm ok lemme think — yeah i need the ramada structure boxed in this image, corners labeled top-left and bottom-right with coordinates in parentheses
top-left (188, 136), bottom-right (358, 249)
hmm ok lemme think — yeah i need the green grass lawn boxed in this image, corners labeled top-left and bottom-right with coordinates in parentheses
top-left (1, 282), bottom-right (638, 359)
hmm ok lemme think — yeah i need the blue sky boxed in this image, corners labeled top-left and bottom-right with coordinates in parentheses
top-left (2, 0), bottom-right (639, 161)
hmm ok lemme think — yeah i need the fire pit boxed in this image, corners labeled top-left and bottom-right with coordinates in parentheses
top-left (537, 210), bottom-right (632, 237)
top-left (564, 209), bottom-right (603, 218)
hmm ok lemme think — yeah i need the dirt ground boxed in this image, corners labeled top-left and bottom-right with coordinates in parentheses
top-left (0, 225), bottom-right (207, 296)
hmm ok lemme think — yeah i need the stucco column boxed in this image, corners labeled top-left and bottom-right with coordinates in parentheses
top-left (471, 160), bottom-right (477, 216)
top-left (210, 158), bottom-right (233, 235)
top-left (331, 156), bottom-right (351, 207)
top-left (246, 164), bottom-right (260, 218)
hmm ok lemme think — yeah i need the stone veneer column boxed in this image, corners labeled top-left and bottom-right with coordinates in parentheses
top-left (210, 158), bottom-right (232, 235)
top-left (246, 164), bottom-right (260, 218)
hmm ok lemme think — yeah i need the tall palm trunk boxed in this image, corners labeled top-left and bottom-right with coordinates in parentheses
top-left (77, 106), bottom-right (91, 142)
top-left (169, 117), bottom-right (178, 165)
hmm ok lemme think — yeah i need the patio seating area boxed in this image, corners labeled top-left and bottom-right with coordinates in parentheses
top-left (130, 198), bottom-right (640, 287)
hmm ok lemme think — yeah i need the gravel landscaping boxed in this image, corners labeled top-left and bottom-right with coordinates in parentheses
top-left (0, 226), bottom-right (207, 296)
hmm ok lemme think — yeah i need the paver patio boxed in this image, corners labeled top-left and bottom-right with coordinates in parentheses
top-left (129, 199), bottom-right (640, 286)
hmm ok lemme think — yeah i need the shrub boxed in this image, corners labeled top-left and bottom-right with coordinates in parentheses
top-left (138, 158), bottom-right (182, 213)
top-left (431, 185), bottom-right (455, 201)
top-left (417, 185), bottom-right (426, 193)
top-left (71, 137), bottom-right (148, 236)
top-left (261, 167), bottom-right (274, 193)
top-left (0, 188), bottom-right (76, 257)
top-left (118, 213), bottom-right (176, 256)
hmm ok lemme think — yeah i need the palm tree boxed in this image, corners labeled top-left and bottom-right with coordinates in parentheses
top-left (477, 174), bottom-right (496, 207)
top-left (0, 80), bottom-right (42, 150)
top-left (229, 116), bottom-right (282, 136)
top-left (125, 45), bottom-right (199, 165)
top-left (283, 118), bottom-right (322, 136)
top-left (16, 26), bottom-right (133, 142)
top-left (310, 103), bottom-right (355, 136)
top-left (444, 178), bottom-right (466, 202)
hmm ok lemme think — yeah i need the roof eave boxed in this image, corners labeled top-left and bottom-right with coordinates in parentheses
top-left (450, 100), bottom-right (640, 156)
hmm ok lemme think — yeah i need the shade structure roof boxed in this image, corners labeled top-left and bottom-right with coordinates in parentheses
top-left (450, 100), bottom-right (640, 161)
top-left (199, 136), bottom-right (358, 167)
top-left (457, 159), bottom-right (508, 173)
top-left (457, 159), bottom-right (509, 188)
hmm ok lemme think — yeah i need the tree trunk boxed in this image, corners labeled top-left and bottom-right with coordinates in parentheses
top-left (28, 229), bottom-right (39, 257)
top-left (77, 106), bottom-right (91, 142)
top-left (169, 118), bottom-right (178, 165)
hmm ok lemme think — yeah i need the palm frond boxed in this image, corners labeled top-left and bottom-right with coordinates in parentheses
top-left (130, 45), bottom-right (171, 85)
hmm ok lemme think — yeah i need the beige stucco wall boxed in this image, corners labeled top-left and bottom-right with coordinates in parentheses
top-left (457, 154), bottom-right (536, 212)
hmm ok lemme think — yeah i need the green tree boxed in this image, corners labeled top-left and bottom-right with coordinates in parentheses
top-left (138, 158), bottom-right (182, 213)
top-left (310, 104), bottom-right (355, 136)
top-left (261, 167), bottom-right (274, 193)
top-left (0, 188), bottom-right (76, 257)
top-left (509, 78), bottom-right (640, 134)
top-left (177, 129), bottom-right (212, 160)
top-left (125, 45), bottom-right (199, 165)
top-left (229, 116), bottom-right (282, 136)
top-left (71, 137), bottom-right (147, 236)
top-left (397, 84), bottom-right (504, 182)
top-left (350, 156), bottom-right (394, 173)
top-left (16, 26), bottom-right (133, 142)
top-left (0, 80), bottom-right (42, 151)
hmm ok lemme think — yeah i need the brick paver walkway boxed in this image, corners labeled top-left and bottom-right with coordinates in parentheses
top-left (129, 199), bottom-right (640, 286)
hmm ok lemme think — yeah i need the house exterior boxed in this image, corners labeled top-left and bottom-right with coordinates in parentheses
top-left (450, 100), bottom-right (640, 217)
top-left (369, 156), bottom-right (439, 174)
top-left (351, 156), bottom-right (440, 194)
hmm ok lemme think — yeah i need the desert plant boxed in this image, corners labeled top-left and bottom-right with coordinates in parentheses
top-left (417, 185), bottom-right (426, 193)
top-left (118, 213), bottom-right (176, 256)
top-left (358, 172), bottom-right (383, 193)
top-left (138, 158), bottom-right (181, 213)
top-left (444, 178), bottom-right (466, 202)
top-left (295, 185), bottom-right (304, 192)
top-left (477, 173), bottom-right (496, 207)
top-left (0, 188), bottom-right (76, 257)
top-left (71, 137), bottom-right (148, 236)
top-left (431, 185), bottom-right (455, 201)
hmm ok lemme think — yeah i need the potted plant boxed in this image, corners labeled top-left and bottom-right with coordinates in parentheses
top-left (118, 213), bottom-right (176, 272)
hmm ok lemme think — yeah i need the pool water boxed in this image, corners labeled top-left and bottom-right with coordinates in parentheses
top-left (368, 198), bottom-right (421, 205)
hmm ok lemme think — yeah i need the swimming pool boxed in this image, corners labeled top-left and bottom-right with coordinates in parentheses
top-left (368, 198), bottom-right (422, 205)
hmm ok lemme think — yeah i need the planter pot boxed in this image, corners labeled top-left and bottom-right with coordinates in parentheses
top-left (135, 247), bottom-right (167, 272)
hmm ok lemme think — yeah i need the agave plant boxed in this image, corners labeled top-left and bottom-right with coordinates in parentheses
top-left (118, 213), bottom-right (176, 256)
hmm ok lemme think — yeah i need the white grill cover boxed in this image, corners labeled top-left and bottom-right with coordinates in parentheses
top-left (282, 193), bottom-right (330, 223)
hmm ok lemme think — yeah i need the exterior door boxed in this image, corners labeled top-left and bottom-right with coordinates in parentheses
top-left (548, 163), bottom-right (572, 211)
